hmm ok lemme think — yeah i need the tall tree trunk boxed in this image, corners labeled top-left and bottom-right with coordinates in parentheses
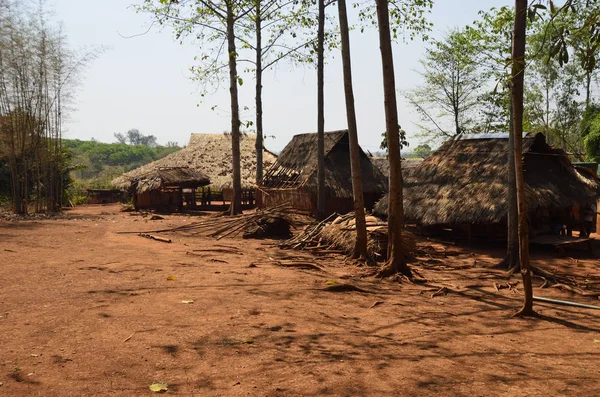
top-left (511, 0), bottom-right (533, 316)
top-left (545, 83), bottom-right (550, 142)
top-left (585, 71), bottom-right (591, 109)
top-left (316, 0), bottom-right (326, 219)
top-left (454, 108), bottom-right (460, 135)
top-left (255, 1), bottom-right (264, 186)
top-left (227, 3), bottom-right (242, 215)
top-left (338, 0), bottom-right (367, 259)
top-left (507, 95), bottom-right (519, 269)
top-left (376, 0), bottom-right (408, 275)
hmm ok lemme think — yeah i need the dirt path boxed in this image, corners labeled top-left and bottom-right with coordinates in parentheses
top-left (1, 204), bottom-right (600, 396)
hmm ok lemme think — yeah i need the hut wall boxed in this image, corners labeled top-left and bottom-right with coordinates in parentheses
top-left (135, 188), bottom-right (183, 211)
top-left (262, 188), bottom-right (313, 213)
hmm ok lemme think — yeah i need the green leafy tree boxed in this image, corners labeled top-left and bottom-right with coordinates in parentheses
top-left (141, 0), bottom-right (259, 214)
top-left (413, 143), bottom-right (432, 158)
top-left (140, 0), bottom-right (320, 213)
top-left (407, 27), bottom-right (484, 138)
top-left (511, 0), bottom-right (535, 317)
top-left (114, 129), bottom-right (158, 147)
top-left (545, 0), bottom-right (600, 107)
top-left (582, 104), bottom-right (600, 161)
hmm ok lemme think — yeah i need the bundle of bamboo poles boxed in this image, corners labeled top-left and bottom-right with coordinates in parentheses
top-left (278, 212), bottom-right (342, 250)
top-left (118, 202), bottom-right (297, 240)
top-left (280, 212), bottom-right (415, 259)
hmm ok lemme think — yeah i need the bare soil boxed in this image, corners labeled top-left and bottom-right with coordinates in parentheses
top-left (1, 204), bottom-right (600, 396)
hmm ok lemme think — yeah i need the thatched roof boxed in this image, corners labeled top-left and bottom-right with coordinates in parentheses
top-left (371, 157), bottom-right (423, 179)
top-left (261, 130), bottom-right (388, 198)
top-left (113, 133), bottom-right (277, 190)
top-left (117, 167), bottom-right (210, 194)
top-left (374, 132), bottom-right (600, 224)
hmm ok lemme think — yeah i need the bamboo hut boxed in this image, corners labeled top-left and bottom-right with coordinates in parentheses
top-left (113, 133), bottom-right (277, 210)
top-left (373, 132), bottom-right (600, 240)
top-left (114, 167), bottom-right (209, 211)
top-left (260, 130), bottom-right (388, 216)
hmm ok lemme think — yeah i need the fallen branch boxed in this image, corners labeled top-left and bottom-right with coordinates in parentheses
top-left (271, 261), bottom-right (324, 271)
top-left (550, 283), bottom-right (600, 297)
top-left (139, 233), bottom-right (171, 243)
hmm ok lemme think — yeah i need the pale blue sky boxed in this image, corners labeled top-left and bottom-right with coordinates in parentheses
top-left (52, 0), bottom-right (508, 152)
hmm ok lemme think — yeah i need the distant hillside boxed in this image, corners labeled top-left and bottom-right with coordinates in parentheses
top-left (64, 139), bottom-right (181, 190)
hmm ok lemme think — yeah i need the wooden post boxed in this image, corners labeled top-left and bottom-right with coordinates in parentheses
top-left (179, 187), bottom-right (184, 212)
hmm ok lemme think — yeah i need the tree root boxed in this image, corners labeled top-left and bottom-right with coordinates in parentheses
top-left (376, 262), bottom-right (413, 280)
top-left (512, 306), bottom-right (536, 317)
top-left (272, 261), bottom-right (324, 271)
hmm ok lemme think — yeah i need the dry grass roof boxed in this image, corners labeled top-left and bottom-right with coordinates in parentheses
top-left (261, 130), bottom-right (388, 198)
top-left (374, 133), bottom-right (600, 224)
top-left (114, 167), bottom-right (209, 194)
top-left (113, 133), bottom-right (277, 190)
top-left (372, 157), bottom-right (423, 179)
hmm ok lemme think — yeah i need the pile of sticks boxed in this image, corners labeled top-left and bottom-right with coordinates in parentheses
top-left (280, 212), bottom-right (416, 259)
top-left (278, 212), bottom-right (343, 250)
top-left (119, 203), bottom-right (297, 240)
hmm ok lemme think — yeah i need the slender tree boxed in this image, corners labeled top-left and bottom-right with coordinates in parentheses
top-left (254, 0), bottom-right (264, 185)
top-left (375, 0), bottom-right (408, 275)
top-left (511, 0), bottom-right (534, 316)
top-left (226, 1), bottom-right (244, 215)
top-left (240, 0), bottom-right (317, 186)
top-left (507, 97), bottom-right (519, 270)
top-left (316, 0), bottom-right (326, 220)
top-left (337, 0), bottom-right (367, 258)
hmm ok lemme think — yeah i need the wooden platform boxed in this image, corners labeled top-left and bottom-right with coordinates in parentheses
top-left (530, 235), bottom-right (594, 255)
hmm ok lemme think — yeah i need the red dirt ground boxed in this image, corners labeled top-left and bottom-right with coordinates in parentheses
top-left (1, 204), bottom-right (600, 396)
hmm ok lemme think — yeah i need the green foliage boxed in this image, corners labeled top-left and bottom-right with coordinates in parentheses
top-left (412, 144), bottom-right (432, 158)
top-left (114, 129), bottom-right (158, 147)
top-left (357, 0), bottom-right (433, 41)
top-left (380, 127), bottom-right (409, 151)
top-left (63, 139), bottom-right (181, 188)
top-left (407, 27), bottom-right (485, 138)
top-left (582, 104), bottom-right (600, 161)
top-left (580, 103), bottom-right (600, 138)
top-left (545, 0), bottom-right (600, 74)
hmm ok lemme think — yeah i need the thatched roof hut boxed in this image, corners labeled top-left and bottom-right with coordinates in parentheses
top-left (113, 133), bottom-right (277, 191)
top-left (121, 167), bottom-right (210, 194)
top-left (261, 130), bottom-right (388, 215)
top-left (374, 132), bottom-right (600, 225)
